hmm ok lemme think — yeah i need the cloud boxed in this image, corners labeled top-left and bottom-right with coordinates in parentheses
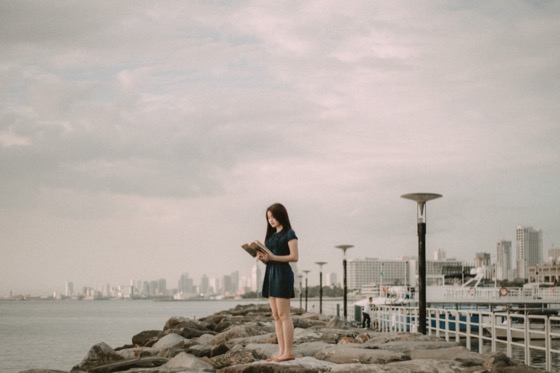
top-left (1, 1), bottom-right (560, 295)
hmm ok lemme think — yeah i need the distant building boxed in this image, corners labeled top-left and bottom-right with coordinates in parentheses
top-left (528, 260), bottom-right (560, 284)
top-left (516, 225), bottom-right (543, 279)
top-left (65, 281), bottom-right (74, 297)
top-left (200, 274), bottom-right (210, 296)
top-left (548, 247), bottom-right (560, 262)
top-left (347, 256), bottom-right (469, 291)
top-left (178, 273), bottom-right (194, 294)
top-left (434, 248), bottom-right (446, 261)
top-left (251, 262), bottom-right (262, 293)
top-left (496, 240), bottom-right (513, 281)
top-left (474, 252), bottom-right (492, 279)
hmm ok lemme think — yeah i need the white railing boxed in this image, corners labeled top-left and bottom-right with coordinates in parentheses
top-left (429, 286), bottom-right (560, 304)
top-left (368, 305), bottom-right (560, 372)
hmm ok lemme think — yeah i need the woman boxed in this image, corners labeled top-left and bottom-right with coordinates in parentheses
top-left (257, 203), bottom-right (299, 362)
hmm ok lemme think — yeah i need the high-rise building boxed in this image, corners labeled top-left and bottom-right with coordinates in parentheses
top-left (251, 263), bottom-right (262, 292)
top-left (178, 273), bottom-right (194, 294)
top-left (496, 240), bottom-right (512, 281)
top-left (200, 274), bottom-right (209, 296)
top-left (516, 225), bottom-right (543, 279)
top-left (65, 281), bottom-right (74, 297)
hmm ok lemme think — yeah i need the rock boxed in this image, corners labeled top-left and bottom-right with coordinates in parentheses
top-left (71, 342), bottom-right (124, 372)
top-left (47, 303), bottom-right (547, 373)
top-left (210, 345), bottom-right (256, 369)
top-left (210, 325), bottom-right (270, 345)
top-left (219, 356), bottom-right (334, 373)
top-left (381, 340), bottom-right (462, 352)
top-left (162, 351), bottom-right (215, 372)
top-left (409, 345), bottom-right (485, 367)
top-left (19, 370), bottom-right (69, 373)
top-left (314, 345), bottom-right (411, 364)
top-left (294, 341), bottom-right (333, 357)
top-left (210, 343), bottom-right (230, 357)
top-left (131, 330), bottom-right (160, 347)
top-left (115, 346), bottom-right (157, 359)
top-left (152, 332), bottom-right (190, 351)
top-left (325, 316), bottom-right (350, 329)
top-left (485, 352), bottom-right (518, 368)
top-left (88, 357), bottom-right (168, 373)
top-left (187, 343), bottom-right (212, 357)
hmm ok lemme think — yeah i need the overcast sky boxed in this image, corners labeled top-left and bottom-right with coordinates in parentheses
top-left (1, 1), bottom-right (559, 296)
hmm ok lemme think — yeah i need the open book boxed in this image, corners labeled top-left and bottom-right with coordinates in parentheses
top-left (241, 240), bottom-right (273, 258)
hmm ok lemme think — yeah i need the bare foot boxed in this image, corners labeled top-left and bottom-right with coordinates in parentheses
top-left (272, 354), bottom-right (295, 362)
top-left (266, 353), bottom-right (282, 362)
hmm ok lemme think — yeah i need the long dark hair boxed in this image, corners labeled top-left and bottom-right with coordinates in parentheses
top-left (265, 203), bottom-right (292, 241)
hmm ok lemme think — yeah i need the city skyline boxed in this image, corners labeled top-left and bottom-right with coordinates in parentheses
top-left (5, 224), bottom-right (555, 298)
top-left (2, 2), bottom-right (560, 296)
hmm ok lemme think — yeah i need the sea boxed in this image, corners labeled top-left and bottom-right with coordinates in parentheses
top-left (0, 299), bottom-right (269, 373)
top-left (1, 299), bottom-right (558, 372)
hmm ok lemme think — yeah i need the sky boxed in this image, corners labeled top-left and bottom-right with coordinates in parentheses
top-left (1, 1), bottom-right (559, 297)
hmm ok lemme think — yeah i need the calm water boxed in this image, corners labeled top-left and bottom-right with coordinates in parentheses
top-left (0, 299), bottom-right (268, 373)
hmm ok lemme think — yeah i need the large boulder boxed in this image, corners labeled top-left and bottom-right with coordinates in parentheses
top-left (131, 330), bottom-right (160, 347)
top-left (162, 351), bottom-right (215, 372)
top-left (314, 345), bottom-right (410, 364)
top-left (210, 324), bottom-right (270, 345)
top-left (71, 342), bottom-right (124, 372)
top-left (152, 332), bottom-right (192, 351)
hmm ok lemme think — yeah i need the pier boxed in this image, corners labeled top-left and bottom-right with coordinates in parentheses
top-left (323, 286), bottom-right (560, 371)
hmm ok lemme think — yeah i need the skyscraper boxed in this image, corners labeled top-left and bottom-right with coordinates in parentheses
top-left (496, 240), bottom-right (512, 281)
top-left (516, 225), bottom-right (543, 279)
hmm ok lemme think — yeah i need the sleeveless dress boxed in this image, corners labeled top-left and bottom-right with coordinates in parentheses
top-left (261, 229), bottom-right (297, 299)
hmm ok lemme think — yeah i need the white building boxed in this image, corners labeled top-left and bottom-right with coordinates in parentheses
top-left (347, 257), bottom-right (467, 291)
top-left (516, 225), bottom-right (543, 279)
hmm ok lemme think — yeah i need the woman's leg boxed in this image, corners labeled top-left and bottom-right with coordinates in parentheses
top-left (274, 297), bottom-right (295, 361)
top-left (268, 297), bottom-right (285, 359)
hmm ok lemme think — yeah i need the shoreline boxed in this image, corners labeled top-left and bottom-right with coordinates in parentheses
top-left (19, 302), bottom-right (547, 373)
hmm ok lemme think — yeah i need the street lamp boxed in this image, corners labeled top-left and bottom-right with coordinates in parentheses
top-left (298, 274), bottom-right (303, 310)
top-left (315, 261), bottom-right (327, 314)
top-left (335, 244), bottom-right (353, 320)
top-left (401, 192), bottom-right (442, 335)
top-left (302, 270), bottom-right (310, 312)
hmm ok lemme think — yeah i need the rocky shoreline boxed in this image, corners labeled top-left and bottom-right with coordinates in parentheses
top-left (21, 303), bottom-right (546, 373)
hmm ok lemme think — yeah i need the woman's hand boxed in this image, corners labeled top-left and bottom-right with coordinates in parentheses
top-left (256, 251), bottom-right (271, 263)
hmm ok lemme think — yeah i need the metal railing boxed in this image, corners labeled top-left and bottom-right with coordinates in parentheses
top-left (368, 305), bottom-right (560, 372)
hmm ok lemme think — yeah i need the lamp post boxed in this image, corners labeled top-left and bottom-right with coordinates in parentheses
top-left (335, 244), bottom-right (353, 320)
top-left (401, 192), bottom-right (442, 335)
top-left (298, 274), bottom-right (303, 310)
top-left (315, 261), bottom-right (327, 314)
top-left (303, 270), bottom-right (310, 312)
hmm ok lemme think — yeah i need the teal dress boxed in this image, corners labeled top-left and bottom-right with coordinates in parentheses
top-left (262, 229), bottom-right (297, 299)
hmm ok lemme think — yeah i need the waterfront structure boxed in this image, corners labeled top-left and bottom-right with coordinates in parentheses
top-left (496, 240), bottom-right (513, 281)
top-left (347, 257), bottom-right (467, 291)
top-left (528, 260), bottom-right (560, 284)
top-left (516, 225), bottom-right (543, 279)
